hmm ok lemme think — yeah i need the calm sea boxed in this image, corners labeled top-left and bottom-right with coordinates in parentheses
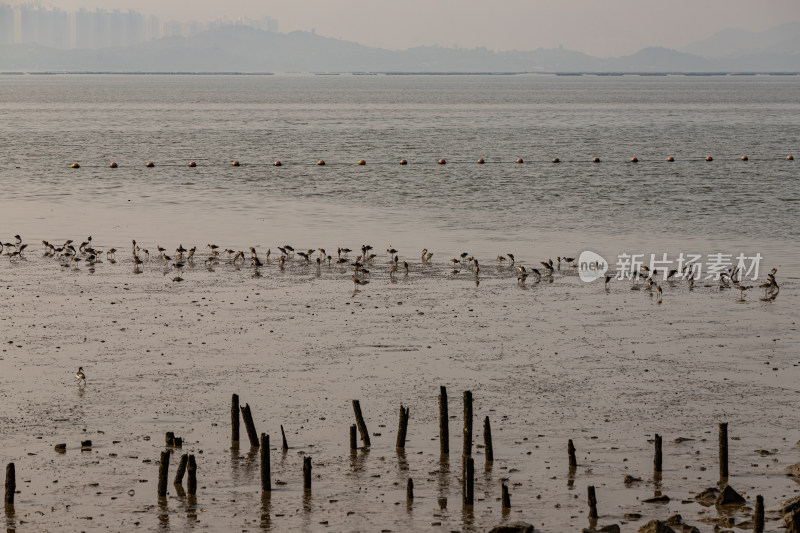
top-left (0, 74), bottom-right (798, 275)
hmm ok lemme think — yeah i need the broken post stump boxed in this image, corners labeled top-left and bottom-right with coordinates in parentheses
top-left (174, 453), bottom-right (188, 485)
top-left (4, 463), bottom-right (15, 505)
top-left (407, 478), bottom-right (414, 500)
top-left (260, 434), bottom-right (271, 492)
top-left (352, 400), bottom-right (371, 447)
top-left (396, 405), bottom-right (410, 449)
top-left (240, 403), bottom-right (260, 448)
top-left (463, 456), bottom-right (474, 506)
top-left (719, 422), bottom-right (729, 479)
top-left (654, 433), bottom-right (663, 474)
top-left (588, 485), bottom-right (598, 519)
top-left (439, 386), bottom-right (449, 455)
top-left (231, 393), bottom-right (240, 443)
top-left (463, 391), bottom-right (473, 457)
top-left (349, 424), bottom-right (357, 451)
top-left (303, 457), bottom-right (312, 490)
top-left (502, 482), bottom-right (511, 509)
top-left (568, 439), bottom-right (577, 469)
top-left (484, 416), bottom-right (494, 463)
top-left (187, 455), bottom-right (197, 495)
top-left (157, 451), bottom-right (170, 498)
top-left (754, 494), bottom-right (764, 533)
top-left (280, 425), bottom-right (289, 451)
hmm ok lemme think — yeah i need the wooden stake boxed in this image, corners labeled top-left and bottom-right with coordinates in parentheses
top-left (587, 485), bottom-right (598, 519)
top-left (463, 391), bottom-right (473, 457)
top-left (174, 453), bottom-right (188, 485)
top-left (396, 405), bottom-right (410, 449)
top-left (157, 451), bottom-right (170, 498)
top-left (280, 425), bottom-right (288, 451)
top-left (349, 424), bottom-right (357, 451)
top-left (240, 403), bottom-right (260, 448)
top-left (719, 422), bottom-right (728, 479)
top-left (483, 416), bottom-right (494, 463)
top-left (463, 457), bottom-right (474, 506)
top-left (501, 483), bottom-right (510, 509)
top-left (187, 455), bottom-right (197, 495)
top-left (4, 463), bottom-right (15, 505)
top-left (654, 433), bottom-right (662, 474)
top-left (754, 494), bottom-right (764, 533)
top-left (260, 434), bottom-right (271, 492)
top-left (439, 386), bottom-right (449, 455)
top-left (407, 478), bottom-right (414, 500)
top-left (352, 400), bottom-right (371, 447)
top-left (568, 439), bottom-right (577, 468)
top-left (231, 393), bottom-right (240, 443)
top-left (303, 457), bottom-right (312, 490)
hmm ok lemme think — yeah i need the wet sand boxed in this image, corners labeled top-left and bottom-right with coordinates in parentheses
top-left (1, 245), bottom-right (798, 532)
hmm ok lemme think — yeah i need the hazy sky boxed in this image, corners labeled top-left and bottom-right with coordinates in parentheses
top-left (29, 0), bottom-right (800, 56)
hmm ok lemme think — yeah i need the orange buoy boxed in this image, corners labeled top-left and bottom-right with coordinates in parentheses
top-left (592, 157), bottom-right (600, 163)
top-left (788, 155), bottom-right (794, 160)
top-left (400, 159), bottom-right (407, 165)
top-left (516, 158), bottom-right (524, 164)
top-left (109, 162), bottom-right (118, 168)
top-left (188, 161), bottom-right (197, 167)
top-left (273, 160), bottom-right (282, 166)
top-left (477, 158), bottom-right (485, 164)
top-left (740, 155), bottom-right (748, 161)
top-left (666, 156), bottom-right (675, 162)
top-left (438, 159), bottom-right (446, 165)
top-left (317, 160), bottom-right (325, 166)
top-left (357, 159), bottom-right (366, 165)
top-left (146, 161), bottom-right (155, 168)
top-left (232, 160), bottom-right (240, 167)
top-left (630, 157), bottom-right (638, 163)
top-left (705, 156), bottom-right (713, 161)
top-left (71, 163), bottom-right (80, 169)
top-left (552, 158), bottom-right (560, 163)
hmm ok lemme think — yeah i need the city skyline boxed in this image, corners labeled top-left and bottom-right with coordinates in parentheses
top-left (0, 0), bottom-right (798, 57)
top-left (0, 2), bottom-right (278, 49)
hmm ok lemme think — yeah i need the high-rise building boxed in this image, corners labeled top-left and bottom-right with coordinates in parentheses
top-left (0, 3), bottom-right (14, 44)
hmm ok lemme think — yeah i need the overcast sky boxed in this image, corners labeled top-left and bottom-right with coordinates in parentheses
top-left (25, 0), bottom-right (800, 57)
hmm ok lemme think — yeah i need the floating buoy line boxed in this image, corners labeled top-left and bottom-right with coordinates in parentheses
top-left (65, 155), bottom-right (795, 168)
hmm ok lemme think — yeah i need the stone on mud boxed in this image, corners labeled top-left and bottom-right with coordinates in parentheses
top-left (489, 522), bottom-right (535, 533)
top-left (716, 485), bottom-right (746, 506)
top-left (785, 462), bottom-right (800, 476)
top-left (637, 520), bottom-right (676, 533)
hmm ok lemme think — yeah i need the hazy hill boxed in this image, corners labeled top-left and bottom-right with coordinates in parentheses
top-left (682, 22), bottom-right (800, 58)
top-left (0, 24), bottom-right (798, 72)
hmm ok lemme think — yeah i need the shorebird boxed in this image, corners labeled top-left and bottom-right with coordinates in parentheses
top-left (507, 253), bottom-right (515, 265)
top-left (402, 261), bottom-right (409, 273)
top-left (387, 247), bottom-right (398, 256)
top-left (497, 255), bottom-right (506, 263)
top-left (473, 259), bottom-right (480, 274)
top-left (656, 285), bottom-right (663, 303)
top-left (604, 275), bottom-right (612, 290)
top-left (425, 252), bottom-right (433, 263)
top-left (187, 247), bottom-right (196, 261)
top-left (734, 284), bottom-right (752, 300)
top-left (176, 244), bottom-right (187, 258)
top-left (106, 248), bottom-right (116, 259)
top-left (75, 366), bottom-right (86, 385)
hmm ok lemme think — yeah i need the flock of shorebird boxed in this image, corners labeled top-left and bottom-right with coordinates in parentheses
top-left (2, 234), bottom-right (781, 301)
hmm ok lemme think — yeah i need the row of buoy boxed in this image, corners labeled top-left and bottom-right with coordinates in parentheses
top-left (68, 155), bottom-right (795, 169)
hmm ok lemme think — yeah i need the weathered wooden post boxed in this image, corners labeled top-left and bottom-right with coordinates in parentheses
top-left (568, 439), bottom-right (577, 469)
top-left (501, 483), bottom-right (511, 509)
top-left (4, 463), bottom-right (15, 505)
top-left (407, 478), bottom-right (414, 500)
top-left (754, 494), bottom-right (764, 533)
top-left (187, 455), bottom-right (197, 495)
top-left (349, 424), bottom-right (357, 451)
top-left (483, 416), bottom-right (494, 463)
top-left (231, 393), bottom-right (240, 443)
top-left (303, 457), bottom-right (312, 490)
top-left (157, 451), bottom-right (170, 498)
top-left (352, 400), bottom-right (371, 447)
top-left (240, 403), bottom-right (260, 448)
top-left (587, 485), bottom-right (598, 519)
top-left (463, 391), bottom-right (473, 457)
top-left (260, 434), bottom-right (271, 492)
top-left (463, 457), bottom-right (474, 506)
top-left (439, 386), bottom-right (449, 455)
top-left (174, 453), bottom-right (188, 485)
top-left (719, 422), bottom-right (729, 479)
top-left (396, 405), bottom-right (410, 449)
top-left (654, 433), bottom-right (663, 474)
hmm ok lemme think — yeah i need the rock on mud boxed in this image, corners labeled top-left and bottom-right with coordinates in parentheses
top-left (488, 522), bottom-right (535, 533)
top-left (785, 462), bottom-right (800, 476)
top-left (716, 485), bottom-right (746, 506)
top-left (638, 520), bottom-right (675, 533)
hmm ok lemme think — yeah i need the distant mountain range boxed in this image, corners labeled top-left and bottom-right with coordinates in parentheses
top-left (1, 22), bottom-right (798, 73)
